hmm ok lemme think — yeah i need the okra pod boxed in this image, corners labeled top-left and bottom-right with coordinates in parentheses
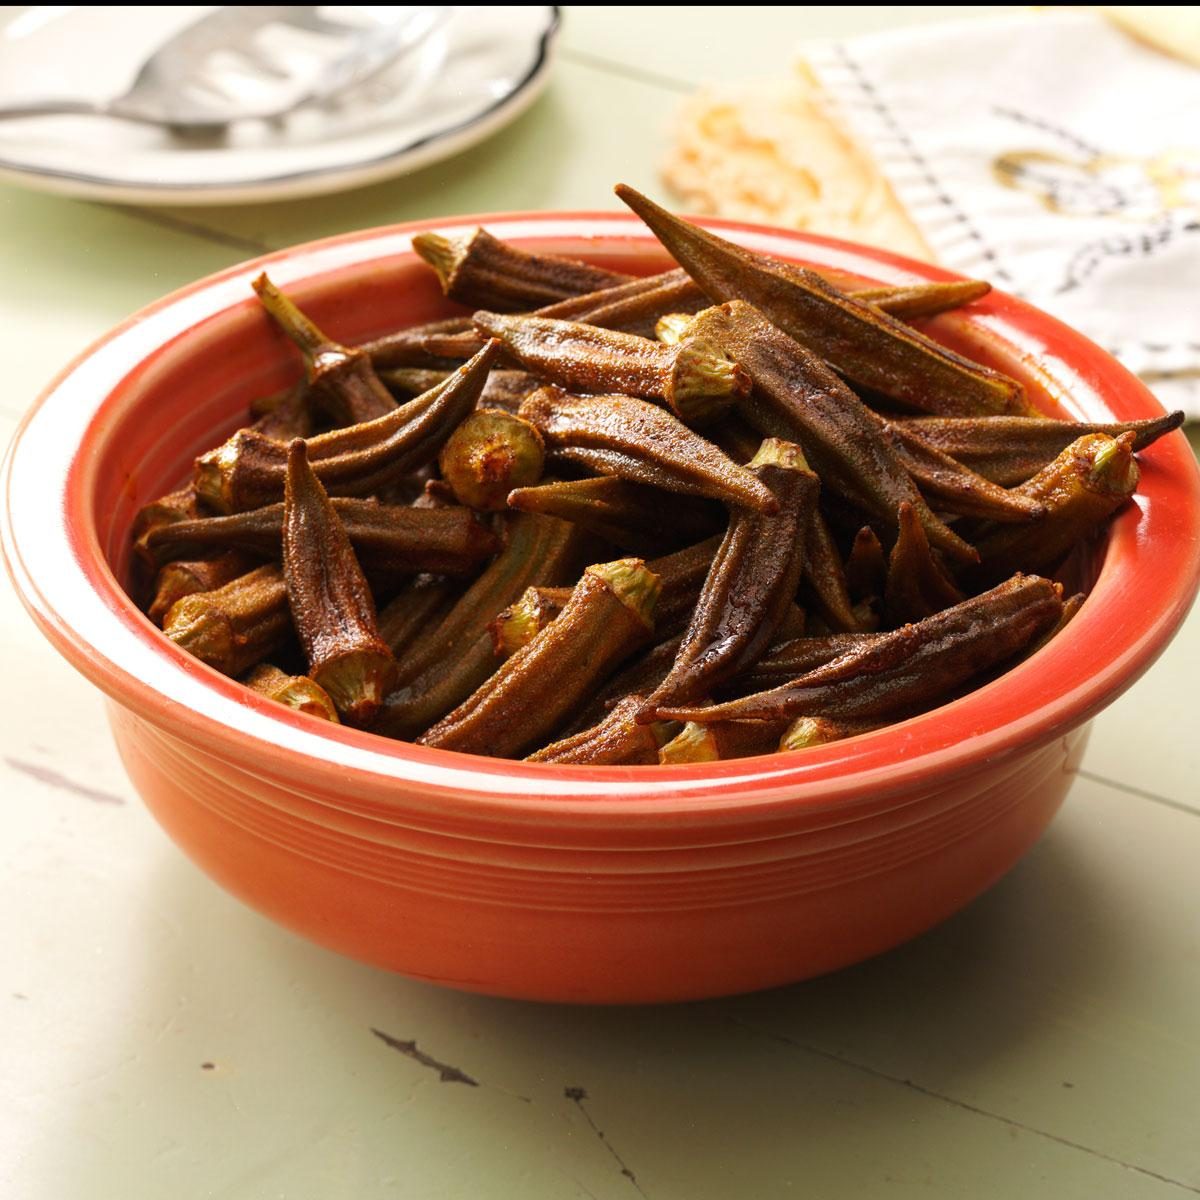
top-left (475, 311), bottom-right (751, 425)
top-left (373, 513), bottom-right (588, 739)
top-left (196, 340), bottom-right (500, 513)
top-left (253, 273), bottom-right (396, 426)
top-left (380, 367), bottom-right (542, 413)
top-left (418, 559), bottom-right (660, 757)
top-left (438, 409), bottom-right (545, 511)
top-left (883, 420), bottom-right (1048, 523)
top-left (282, 441), bottom-right (395, 727)
top-left (656, 574), bottom-right (1063, 724)
top-left (1026, 591), bottom-right (1085, 658)
top-left (686, 301), bottom-right (976, 562)
top-left (853, 278), bottom-right (991, 319)
top-left (896, 411), bottom-right (1185, 487)
top-left (527, 695), bottom-right (678, 765)
top-left (146, 550), bottom-right (259, 626)
top-left (518, 387), bottom-right (778, 513)
top-left (413, 227), bottom-right (631, 311)
top-left (163, 563), bottom-right (291, 678)
top-left (884, 502), bottom-right (965, 625)
top-left (972, 433), bottom-right (1139, 582)
top-left (805, 510), bottom-right (861, 633)
top-left (376, 575), bottom-right (459, 657)
top-left (640, 439), bottom-right (818, 717)
top-left (615, 184), bottom-right (1026, 417)
top-left (845, 526), bottom-right (886, 603)
top-left (132, 486), bottom-right (199, 547)
top-left (361, 316), bottom-right (480, 370)
top-left (243, 663), bottom-right (340, 723)
top-left (506, 475), bottom-right (721, 555)
top-left (144, 498), bottom-right (499, 578)
top-left (728, 632), bottom-right (885, 696)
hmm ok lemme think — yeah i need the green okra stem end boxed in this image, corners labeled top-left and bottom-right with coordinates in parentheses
top-left (655, 312), bottom-right (696, 345)
top-left (163, 598), bottom-right (234, 673)
top-left (747, 437), bottom-right (812, 473)
top-left (253, 272), bottom-right (329, 363)
top-left (667, 339), bottom-right (752, 425)
top-left (411, 231), bottom-right (464, 291)
top-left (1089, 432), bottom-right (1139, 494)
top-left (314, 649), bottom-right (395, 728)
top-left (586, 559), bottom-right (662, 630)
top-left (779, 717), bottom-right (844, 752)
top-left (658, 722), bottom-right (719, 764)
top-left (195, 440), bottom-right (240, 515)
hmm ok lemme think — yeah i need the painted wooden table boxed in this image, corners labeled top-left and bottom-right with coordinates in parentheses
top-left (2, 8), bottom-right (1198, 1197)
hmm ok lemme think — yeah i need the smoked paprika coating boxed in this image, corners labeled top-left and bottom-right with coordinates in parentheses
top-left (418, 559), bottom-right (662, 758)
top-left (517, 386), bottom-right (778, 514)
top-left (196, 340), bottom-right (501, 513)
top-left (639, 438), bottom-right (819, 719)
top-left (655, 574), bottom-right (1063, 725)
top-left (253, 273), bottom-right (396, 427)
top-left (614, 183), bottom-right (1027, 417)
top-left (282, 440), bottom-right (394, 728)
top-left (684, 301), bottom-right (976, 563)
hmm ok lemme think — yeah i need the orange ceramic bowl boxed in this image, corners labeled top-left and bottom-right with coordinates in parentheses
top-left (4, 214), bottom-right (1199, 1004)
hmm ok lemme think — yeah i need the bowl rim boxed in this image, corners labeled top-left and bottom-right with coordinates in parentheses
top-left (4, 210), bottom-right (1199, 825)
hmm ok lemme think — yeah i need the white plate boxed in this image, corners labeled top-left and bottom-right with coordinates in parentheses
top-left (0, 5), bottom-right (559, 205)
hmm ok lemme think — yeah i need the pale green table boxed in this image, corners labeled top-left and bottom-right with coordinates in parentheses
top-left (2, 8), bottom-right (1198, 1198)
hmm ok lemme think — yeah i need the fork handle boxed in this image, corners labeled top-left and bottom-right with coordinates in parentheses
top-left (0, 98), bottom-right (109, 121)
top-left (0, 98), bottom-right (183, 128)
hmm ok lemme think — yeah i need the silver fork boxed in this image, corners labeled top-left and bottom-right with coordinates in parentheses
top-left (0, 6), bottom-right (448, 132)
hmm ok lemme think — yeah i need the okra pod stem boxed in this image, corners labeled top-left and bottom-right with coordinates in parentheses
top-left (615, 184), bottom-right (1026, 417)
top-left (438, 409), bottom-right (545, 511)
top-left (283, 441), bottom-right (395, 727)
top-left (895, 411), bottom-right (1185, 487)
top-left (163, 564), bottom-right (292, 677)
top-left (658, 718), bottom-right (788, 764)
top-left (196, 341), bottom-right (501, 513)
top-left (640, 438), bottom-right (819, 717)
top-left (418, 559), bottom-right (661, 757)
top-left (779, 716), bottom-right (884, 751)
top-left (253, 273), bottom-right (396, 426)
top-left (243, 664), bottom-right (340, 723)
top-left (413, 227), bottom-right (631, 311)
top-left (656, 574), bottom-right (1063, 724)
top-left (489, 585), bottom-right (569, 658)
top-left (518, 387), bottom-right (778, 513)
top-left (527, 695), bottom-right (678, 765)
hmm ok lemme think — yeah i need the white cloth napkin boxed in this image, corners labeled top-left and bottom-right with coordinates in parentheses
top-left (806, 10), bottom-right (1200, 417)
